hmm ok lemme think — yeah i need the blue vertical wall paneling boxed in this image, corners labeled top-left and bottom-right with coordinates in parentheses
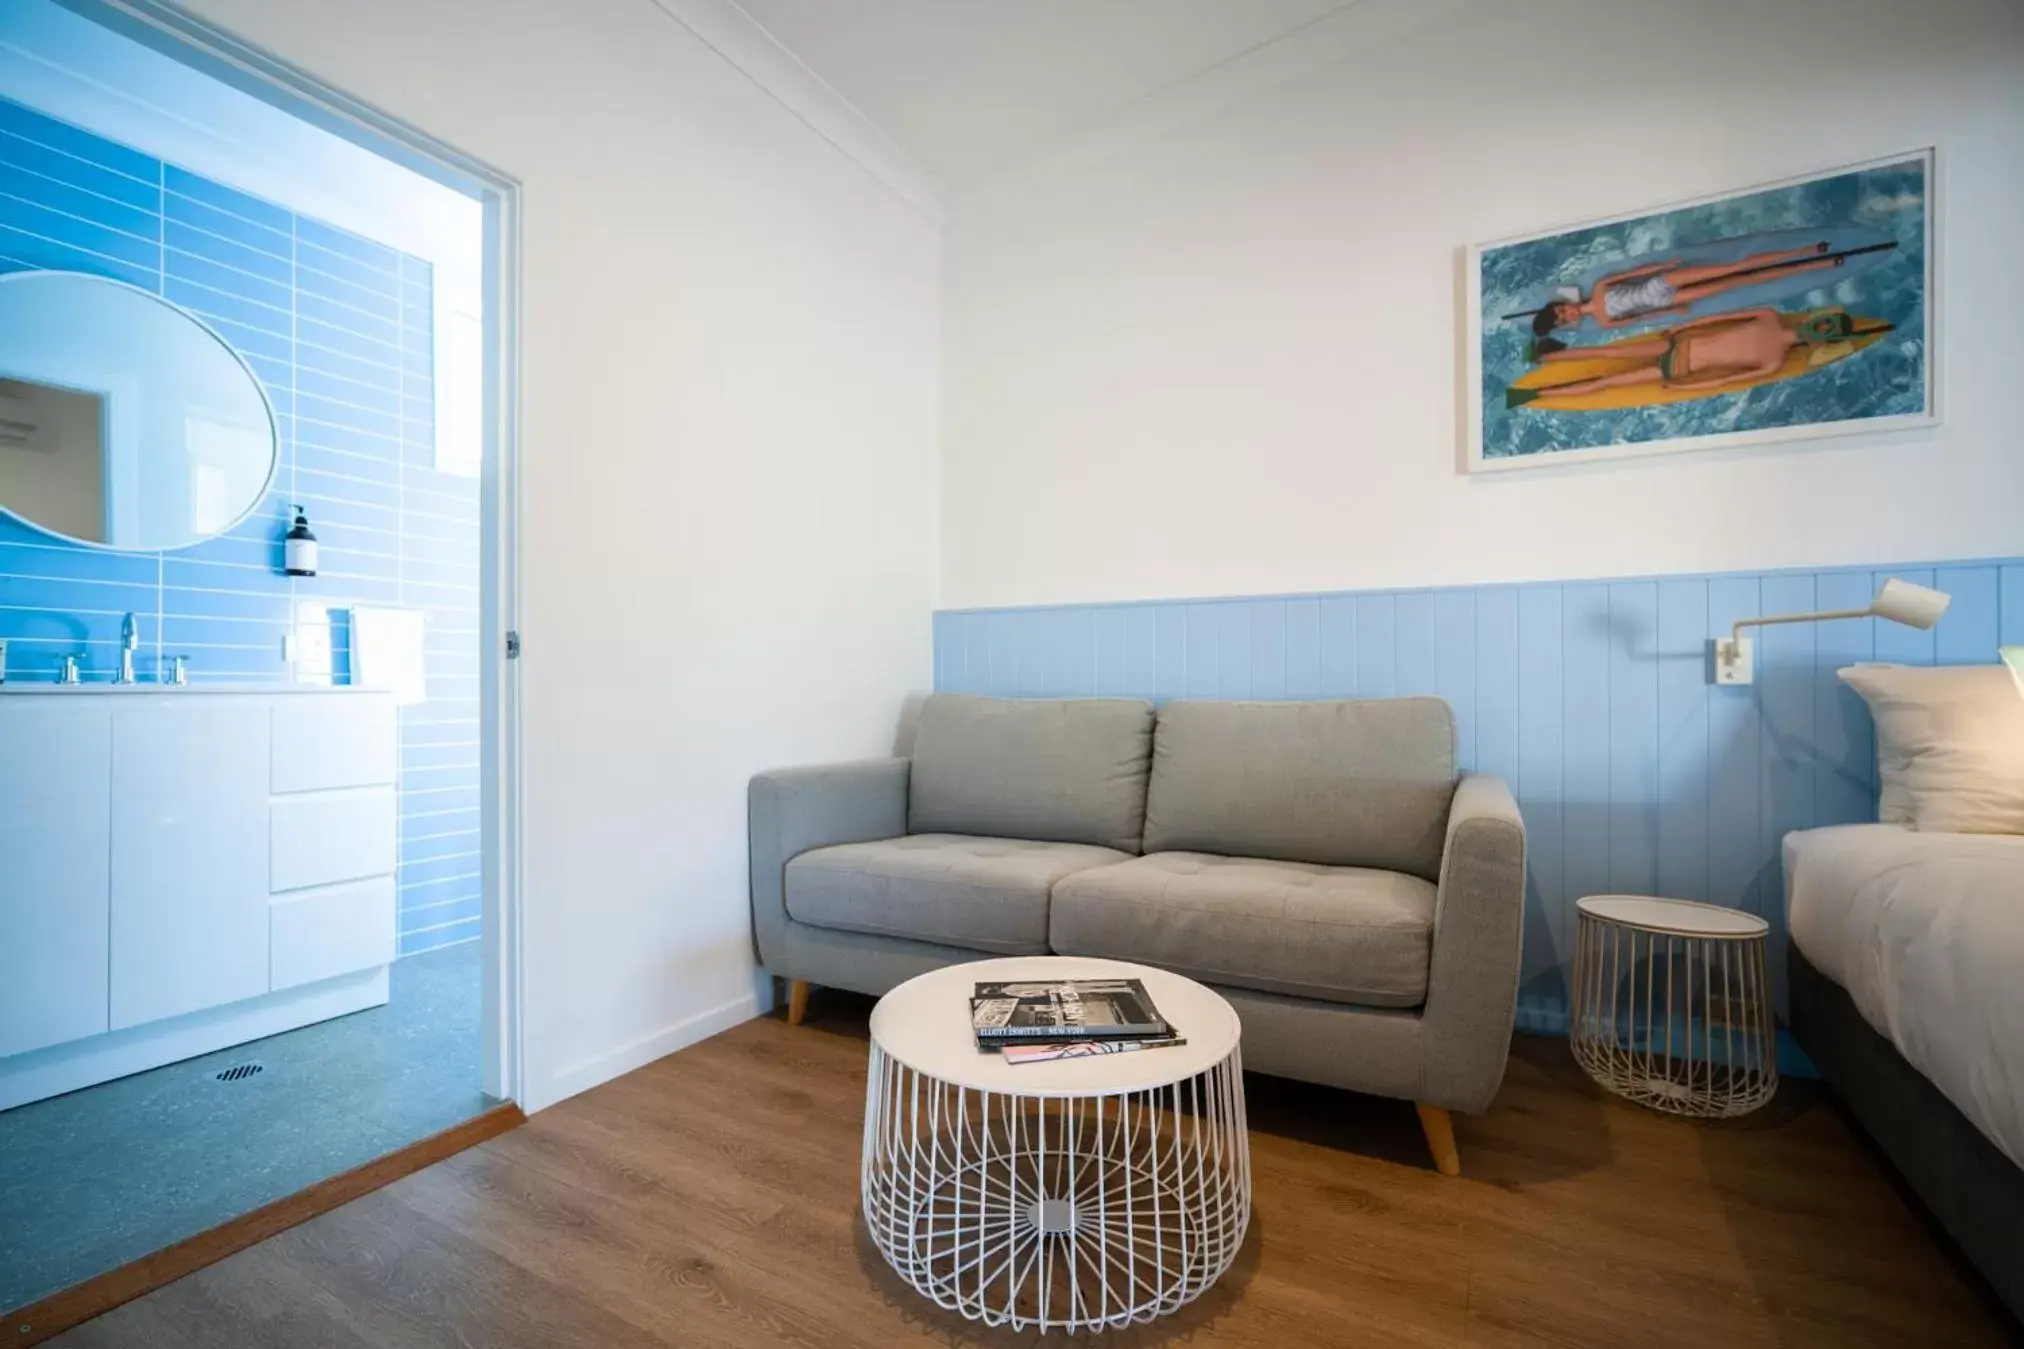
top-left (0, 95), bottom-right (480, 957)
top-left (1558, 582), bottom-right (1611, 977)
top-left (932, 557), bottom-right (2024, 1038)
top-left (1513, 585), bottom-right (1564, 1029)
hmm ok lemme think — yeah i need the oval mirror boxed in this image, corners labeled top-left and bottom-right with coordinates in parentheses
top-left (0, 270), bottom-right (277, 551)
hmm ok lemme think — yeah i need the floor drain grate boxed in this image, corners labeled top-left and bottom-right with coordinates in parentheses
top-left (214, 1062), bottom-right (264, 1083)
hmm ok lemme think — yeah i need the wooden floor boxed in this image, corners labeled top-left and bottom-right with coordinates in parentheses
top-left (52, 991), bottom-right (2013, 1348)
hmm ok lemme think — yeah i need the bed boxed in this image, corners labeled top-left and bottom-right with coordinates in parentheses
top-left (1784, 823), bottom-right (2024, 1318)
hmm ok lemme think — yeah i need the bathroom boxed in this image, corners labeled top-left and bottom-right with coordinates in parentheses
top-left (0, 0), bottom-right (504, 1317)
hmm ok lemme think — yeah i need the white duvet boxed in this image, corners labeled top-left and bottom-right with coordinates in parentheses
top-left (1784, 824), bottom-right (2024, 1168)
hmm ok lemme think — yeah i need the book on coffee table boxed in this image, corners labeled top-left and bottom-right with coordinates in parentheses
top-left (971, 978), bottom-right (1171, 1045)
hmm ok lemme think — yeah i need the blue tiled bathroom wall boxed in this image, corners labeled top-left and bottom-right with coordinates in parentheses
top-left (0, 95), bottom-right (480, 956)
top-left (934, 558), bottom-right (2024, 1033)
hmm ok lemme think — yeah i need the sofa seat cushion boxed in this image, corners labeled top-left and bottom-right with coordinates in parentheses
top-left (786, 834), bottom-right (1129, 956)
top-left (1051, 852), bottom-right (1437, 1007)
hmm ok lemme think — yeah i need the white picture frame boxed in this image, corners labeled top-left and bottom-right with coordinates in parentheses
top-left (1465, 148), bottom-right (1937, 474)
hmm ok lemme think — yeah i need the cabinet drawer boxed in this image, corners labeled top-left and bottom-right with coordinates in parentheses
top-left (272, 697), bottom-right (395, 794)
top-left (270, 877), bottom-right (395, 991)
top-left (271, 789), bottom-right (396, 893)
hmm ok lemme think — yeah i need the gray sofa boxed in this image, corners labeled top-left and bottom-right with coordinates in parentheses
top-left (749, 692), bottom-right (1526, 1175)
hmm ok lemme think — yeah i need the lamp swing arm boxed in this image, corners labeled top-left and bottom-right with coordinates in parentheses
top-left (1728, 606), bottom-right (1878, 648)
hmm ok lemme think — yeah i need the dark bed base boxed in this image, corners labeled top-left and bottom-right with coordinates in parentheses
top-left (1789, 946), bottom-right (2024, 1323)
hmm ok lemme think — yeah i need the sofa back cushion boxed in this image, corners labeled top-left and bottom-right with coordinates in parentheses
top-left (1142, 698), bottom-right (1458, 879)
top-left (908, 694), bottom-right (1155, 853)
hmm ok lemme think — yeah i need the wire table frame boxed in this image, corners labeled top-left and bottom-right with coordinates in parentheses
top-left (1569, 896), bottom-right (1778, 1119)
top-left (859, 959), bottom-right (1251, 1334)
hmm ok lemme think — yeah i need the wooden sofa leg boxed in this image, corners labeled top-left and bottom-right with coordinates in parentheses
top-left (1416, 1104), bottom-right (1461, 1177)
top-left (786, 980), bottom-right (811, 1027)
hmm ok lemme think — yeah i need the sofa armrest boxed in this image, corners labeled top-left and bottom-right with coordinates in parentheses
top-left (748, 759), bottom-right (910, 973)
top-left (1420, 773), bottom-right (1527, 1113)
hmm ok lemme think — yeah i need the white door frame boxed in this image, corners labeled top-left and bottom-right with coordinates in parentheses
top-left (69, 0), bottom-right (527, 1104)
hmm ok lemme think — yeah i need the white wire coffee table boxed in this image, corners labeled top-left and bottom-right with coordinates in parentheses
top-left (861, 956), bottom-right (1249, 1333)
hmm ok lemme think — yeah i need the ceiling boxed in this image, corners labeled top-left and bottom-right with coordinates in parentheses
top-left (731, 0), bottom-right (1361, 191)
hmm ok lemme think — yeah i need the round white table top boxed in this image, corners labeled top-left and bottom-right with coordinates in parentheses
top-left (1575, 895), bottom-right (1769, 938)
top-left (868, 956), bottom-right (1242, 1099)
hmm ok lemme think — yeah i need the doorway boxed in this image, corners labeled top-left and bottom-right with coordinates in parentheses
top-left (0, 0), bottom-right (521, 1324)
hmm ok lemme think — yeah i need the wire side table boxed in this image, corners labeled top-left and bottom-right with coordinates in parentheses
top-left (1569, 896), bottom-right (1778, 1118)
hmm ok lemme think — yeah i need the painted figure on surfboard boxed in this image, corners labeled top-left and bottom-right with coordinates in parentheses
top-left (1506, 307), bottom-right (1893, 412)
top-left (1527, 239), bottom-right (1892, 337)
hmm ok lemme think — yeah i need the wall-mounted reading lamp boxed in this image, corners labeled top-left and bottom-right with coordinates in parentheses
top-left (1712, 578), bottom-right (1951, 685)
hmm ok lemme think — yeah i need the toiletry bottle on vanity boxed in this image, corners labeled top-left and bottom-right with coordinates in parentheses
top-left (285, 506), bottom-right (319, 578)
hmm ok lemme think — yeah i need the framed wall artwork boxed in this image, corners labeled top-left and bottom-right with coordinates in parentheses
top-left (1467, 149), bottom-right (1935, 473)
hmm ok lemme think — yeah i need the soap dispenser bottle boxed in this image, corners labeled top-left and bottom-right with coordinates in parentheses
top-left (284, 506), bottom-right (319, 577)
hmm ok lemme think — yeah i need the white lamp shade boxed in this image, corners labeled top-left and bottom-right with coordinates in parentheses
top-left (1870, 578), bottom-right (1950, 630)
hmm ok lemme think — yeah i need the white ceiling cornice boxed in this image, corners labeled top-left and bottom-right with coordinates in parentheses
top-left (642, 0), bottom-right (945, 221)
top-left (944, 0), bottom-right (1467, 221)
top-left (641, 0), bottom-right (1467, 227)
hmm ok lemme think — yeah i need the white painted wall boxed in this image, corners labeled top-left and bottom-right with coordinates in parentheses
top-left (176, 0), bottom-right (941, 1110)
top-left (942, 0), bottom-right (2024, 609)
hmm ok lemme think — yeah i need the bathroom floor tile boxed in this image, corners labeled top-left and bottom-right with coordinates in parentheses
top-left (0, 941), bottom-right (484, 1311)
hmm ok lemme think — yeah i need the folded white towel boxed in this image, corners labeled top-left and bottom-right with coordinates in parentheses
top-left (351, 605), bottom-right (427, 707)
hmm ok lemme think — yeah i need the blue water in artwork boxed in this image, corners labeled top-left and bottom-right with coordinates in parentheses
top-left (1478, 157), bottom-right (1928, 460)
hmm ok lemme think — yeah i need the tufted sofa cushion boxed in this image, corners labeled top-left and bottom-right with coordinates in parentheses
top-left (786, 833), bottom-right (1128, 955)
top-left (1050, 851), bottom-right (1437, 1007)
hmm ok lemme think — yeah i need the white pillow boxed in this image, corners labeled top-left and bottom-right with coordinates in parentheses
top-left (1838, 664), bottom-right (2024, 834)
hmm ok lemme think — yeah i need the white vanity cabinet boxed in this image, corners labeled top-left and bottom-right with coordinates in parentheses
top-left (0, 687), bottom-right (399, 1110)
top-left (0, 701), bottom-right (112, 1059)
top-left (110, 698), bottom-right (275, 1030)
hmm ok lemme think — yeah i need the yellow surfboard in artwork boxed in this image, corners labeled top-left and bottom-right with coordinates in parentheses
top-left (1509, 309), bottom-right (1892, 412)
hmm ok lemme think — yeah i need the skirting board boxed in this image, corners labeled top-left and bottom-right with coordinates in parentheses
top-left (1, 1100), bottom-right (525, 1346)
top-left (532, 991), bottom-right (760, 1112)
top-left (0, 966), bottom-right (389, 1111)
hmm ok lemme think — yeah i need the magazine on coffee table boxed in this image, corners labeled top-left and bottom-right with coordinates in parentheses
top-left (971, 978), bottom-right (1170, 1044)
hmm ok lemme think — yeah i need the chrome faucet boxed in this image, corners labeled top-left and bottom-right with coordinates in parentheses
top-left (115, 612), bottom-right (138, 685)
